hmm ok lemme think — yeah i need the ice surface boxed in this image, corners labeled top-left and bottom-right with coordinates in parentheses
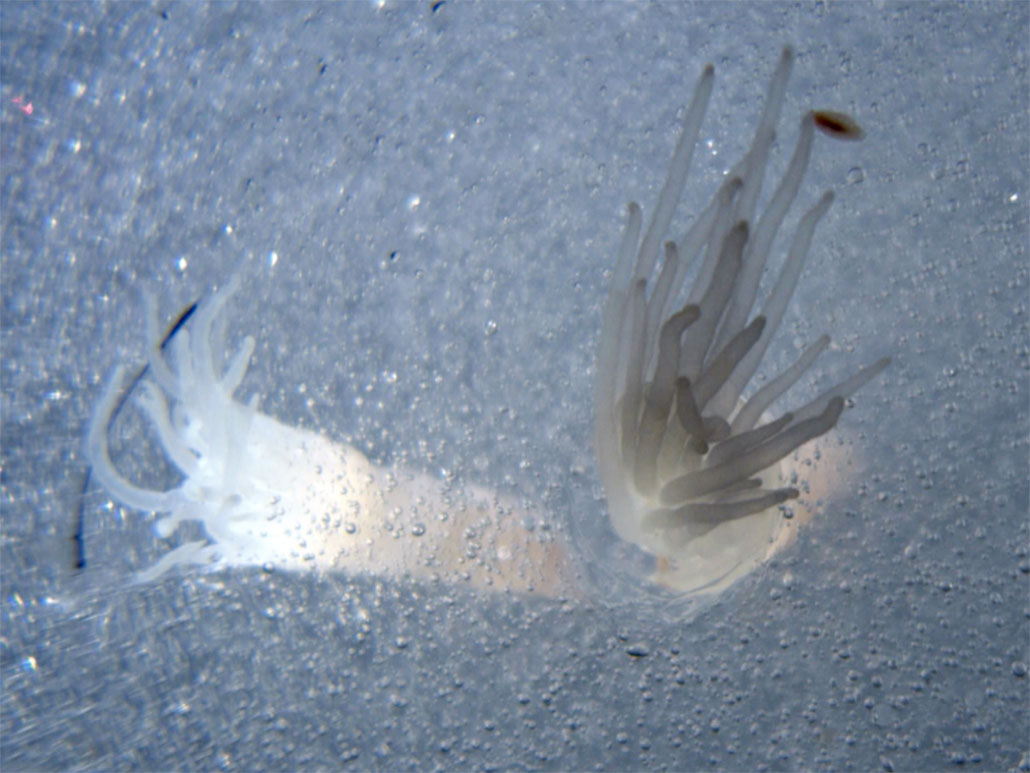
top-left (2, 3), bottom-right (1026, 770)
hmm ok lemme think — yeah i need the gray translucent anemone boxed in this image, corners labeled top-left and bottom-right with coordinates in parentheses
top-left (594, 48), bottom-right (889, 595)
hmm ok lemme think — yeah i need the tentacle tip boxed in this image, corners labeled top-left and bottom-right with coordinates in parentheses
top-left (826, 395), bottom-right (846, 419)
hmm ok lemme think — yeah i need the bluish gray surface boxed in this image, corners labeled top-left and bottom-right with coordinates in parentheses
top-left (2, 2), bottom-right (1027, 770)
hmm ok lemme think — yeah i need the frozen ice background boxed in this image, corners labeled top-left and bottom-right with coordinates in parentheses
top-left (2, 2), bottom-right (1027, 770)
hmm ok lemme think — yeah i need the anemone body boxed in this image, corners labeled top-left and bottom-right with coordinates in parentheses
top-left (85, 279), bottom-right (567, 592)
top-left (85, 278), bottom-right (383, 582)
top-left (594, 48), bottom-right (889, 595)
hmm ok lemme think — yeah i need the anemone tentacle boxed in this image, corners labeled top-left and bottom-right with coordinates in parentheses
top-left (594, 47), bottom-right (889, 595)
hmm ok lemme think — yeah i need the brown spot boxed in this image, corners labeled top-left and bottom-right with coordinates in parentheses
top-left (813, 110), bottom-right (865, 141)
